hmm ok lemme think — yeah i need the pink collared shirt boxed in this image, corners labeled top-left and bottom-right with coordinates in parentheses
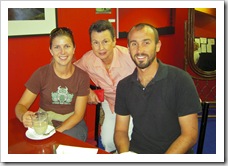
top-left (74, 45), bottom-right (136, 113)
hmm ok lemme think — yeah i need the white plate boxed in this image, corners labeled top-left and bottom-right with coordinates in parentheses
top-left (25, 125), bottom-right (56, 140)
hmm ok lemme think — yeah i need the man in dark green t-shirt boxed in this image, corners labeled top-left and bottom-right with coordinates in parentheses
top-left (114, 23), bottom-right (201, 154)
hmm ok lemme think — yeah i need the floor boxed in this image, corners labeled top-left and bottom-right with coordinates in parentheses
top-left (193, 117), bottom-right (216, 154)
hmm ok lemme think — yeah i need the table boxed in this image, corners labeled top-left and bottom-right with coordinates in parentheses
top-left (8, 118), bottom-right (109, 154)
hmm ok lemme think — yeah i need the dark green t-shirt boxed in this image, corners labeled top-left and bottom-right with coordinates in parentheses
top-left (115, 60), bottom-right (201, 154)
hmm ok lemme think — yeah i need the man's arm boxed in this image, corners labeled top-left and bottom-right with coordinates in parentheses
top-left (165, 113), bottom-right (198, 154)
top-left (114, 114), bottom-right (131, 153)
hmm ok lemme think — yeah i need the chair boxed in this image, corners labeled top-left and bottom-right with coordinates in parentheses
top-left (94, 103), bottom-right (101, 145)
top-left (197, 101), bottom-right (210, 154)
top-left (85, 85), bottom-right (101, 147)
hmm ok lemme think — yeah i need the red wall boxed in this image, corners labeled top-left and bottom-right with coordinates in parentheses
top-left (119, 8), bottom-right (171, 32)
top-left (8, 8), bottom-right (193, 139)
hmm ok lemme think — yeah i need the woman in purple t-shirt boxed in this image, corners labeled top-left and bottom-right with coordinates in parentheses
top-left (15, 27), bottom-right (90, 141)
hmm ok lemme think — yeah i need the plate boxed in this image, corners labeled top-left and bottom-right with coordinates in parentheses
top-left (25, 125), bottom-right (56, 140)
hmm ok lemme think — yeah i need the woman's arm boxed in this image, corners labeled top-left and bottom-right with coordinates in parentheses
top-left (15, 88), bottom-right (37, 127)
top-left (56, 95), bottom-right (88, 132)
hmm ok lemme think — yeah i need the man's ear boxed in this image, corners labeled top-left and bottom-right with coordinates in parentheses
top-left (156, 40), bottom-right (162, 52)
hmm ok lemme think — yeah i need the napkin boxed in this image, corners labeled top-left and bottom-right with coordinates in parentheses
top-left (56, 144), bottom-right (98, 154)
top-left (120, 151), bottom-right (137, 154)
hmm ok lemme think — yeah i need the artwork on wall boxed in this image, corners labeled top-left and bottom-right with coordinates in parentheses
top-left (194, 37), bottom-right (216, 71)
top-left (96, 8), bottom-right (111, 14)
top-left (194, 37), bottom-right (215, 53)
top-left (8, 8), bottom-right (57, 37)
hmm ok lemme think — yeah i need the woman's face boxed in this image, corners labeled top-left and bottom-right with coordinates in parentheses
top-left (49, 35), bottom-right (75, 66)
top-left (90, 29), bottom-right (116, 62)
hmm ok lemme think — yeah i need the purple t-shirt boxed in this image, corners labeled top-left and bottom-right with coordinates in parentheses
top-left (25, 64), bottom-right (90, 115)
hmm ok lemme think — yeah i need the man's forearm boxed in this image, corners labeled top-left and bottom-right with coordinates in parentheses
top-left (165, 134), bottom-right (197, 154)
top-left (114, 131), bottom-right (130, 153)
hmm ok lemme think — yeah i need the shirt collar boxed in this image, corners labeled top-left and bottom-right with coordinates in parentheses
top-left (112, 48), bottom-right (121, 67)
top-left (131, 59), bottom-right (168, 83)
top-left (94, 56), bottom-right (104, 67)
top-left (93, 48), bottom-right (121, 68)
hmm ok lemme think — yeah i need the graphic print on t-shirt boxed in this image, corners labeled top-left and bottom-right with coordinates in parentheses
top-left (51, 86), bottom-right (74, 105)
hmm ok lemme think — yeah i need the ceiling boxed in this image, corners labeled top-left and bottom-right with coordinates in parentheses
top-left (195, 8), bottom-right (216, 17)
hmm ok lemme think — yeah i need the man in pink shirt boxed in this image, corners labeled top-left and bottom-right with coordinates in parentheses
top-left (74, 20), bottom-right (135, 152)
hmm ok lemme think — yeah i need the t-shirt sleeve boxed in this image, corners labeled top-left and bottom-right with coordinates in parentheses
top-left (115, 80), bottom-right (130, 115)
top-left (76, 68), bottom-right (90, 96)
top-left (176, 71), bottom-right (202, 116)
top-left (25, 68), bottom-right (43, 94)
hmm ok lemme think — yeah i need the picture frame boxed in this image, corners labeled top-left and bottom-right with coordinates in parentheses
top-left (96, 8), bottom-right (111, 14)
top-left (8, 8), bottom-right (57, 37)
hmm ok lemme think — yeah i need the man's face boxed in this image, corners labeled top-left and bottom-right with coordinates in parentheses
top-left (128, 27), bottom-right (161, 69)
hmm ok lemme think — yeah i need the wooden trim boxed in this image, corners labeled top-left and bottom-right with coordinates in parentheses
top-left (119, 26), bottom-right (175, 38)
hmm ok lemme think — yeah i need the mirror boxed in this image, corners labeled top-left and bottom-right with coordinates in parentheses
top-left (186, 8), bottom-right (216, 78)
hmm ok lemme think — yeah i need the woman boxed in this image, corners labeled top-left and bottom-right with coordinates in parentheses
top-left (74, 20), bottom-right (135, 152)
top-left (15, 27), bottom-right (90, 141)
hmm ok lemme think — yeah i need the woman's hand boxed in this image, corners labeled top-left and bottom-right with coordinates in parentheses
top-left (88, 89), bottom-right (100, 105)
top-left (21, 111), bottom-right (35, 128)
top-left (15, 88), bottom-right (38, 128)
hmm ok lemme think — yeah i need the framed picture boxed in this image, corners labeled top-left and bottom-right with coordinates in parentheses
top-left (8, 8), bottom-right (57, 37)
top-left (96, 8), bottom-right (111, 14)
